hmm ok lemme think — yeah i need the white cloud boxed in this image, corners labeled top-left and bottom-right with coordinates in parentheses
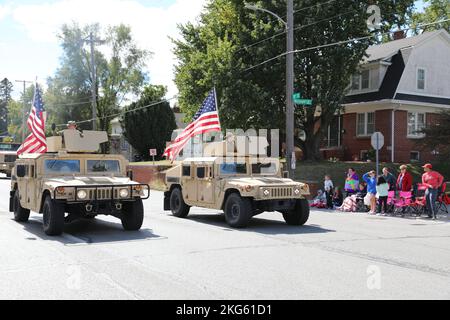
top-left (12, 0), bottom-right (207, 99)
top-left (0, 5), bottom-right (11, 20)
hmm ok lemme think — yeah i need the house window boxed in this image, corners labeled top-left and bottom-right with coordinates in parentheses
top-left (351, 74), bottom-right (360, 90)
top-left (357, 112), bottom-right (375, 136)
top-left (361, 70), bottom-right (370, 89)
top-left (417, 68), bottom-right (425, 90)
top-left (410, 151), bottom-right (420, 162)
top-left (407, 112), bottom-right (426, 137)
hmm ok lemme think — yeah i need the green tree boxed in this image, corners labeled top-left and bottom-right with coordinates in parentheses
top-left (121, 85), bottom-right (176, 160)
top-left (0, 78), bottom-right (13, 135)
top-left (417, 110), bottom-right (450, 160)
top-left (410, 0), bottom-right (450, 34)
top-left (174, 0), bottom-right (415, 160)
top-left (46, 23), bottom-right (150, 133)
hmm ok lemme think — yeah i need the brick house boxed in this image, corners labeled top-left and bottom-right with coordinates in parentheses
top-left (322, 29), bottom-right (450, 163)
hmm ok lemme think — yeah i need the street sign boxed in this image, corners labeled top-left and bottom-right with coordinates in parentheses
top-left (371, 132), bottom-right (384, 151)
top-left (150, 149), bottom-right (157, 165)
top-left (371, 132), bottom-right (384, 177)
top-left (293, 93), bottom-right (312, 106)
top-left (296, 99), bottom-right (313, 106)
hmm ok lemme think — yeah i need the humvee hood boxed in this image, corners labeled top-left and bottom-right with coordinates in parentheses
top-left (44, 176), bottom-right (135, 188)
top-left (226, 177), bottom-right (302, 186)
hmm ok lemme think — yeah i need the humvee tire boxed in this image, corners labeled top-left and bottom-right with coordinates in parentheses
top-left (13, 190), bottom-right (30, 222)
top-left (224, 193), bottom-right (252, 228)
top-left (170, 188), bottom-right (190, 218)
top-left (42, 196), bottom-right (65, 236)
top-left (121, 199), bottom-right (144, 231)
top-left (282, 199), bottom-right (310, 226)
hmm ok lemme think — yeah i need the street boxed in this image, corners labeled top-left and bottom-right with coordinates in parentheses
top-left (1, 178), bottom-right (449, 300)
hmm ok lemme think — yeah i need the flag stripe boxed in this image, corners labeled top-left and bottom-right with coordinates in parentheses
top-left (163, 89), bottom-right (221, 161)
top-left (17, 84), bottom-right (47, 156)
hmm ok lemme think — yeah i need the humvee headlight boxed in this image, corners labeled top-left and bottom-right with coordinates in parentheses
top-left (77, 190), bottom-right (88, 200)
top-left (56, 187), bottom-right (65, 195)
top-left (119, 188), bottom-right (130, 198)
top-left (294, 188), bottom-right (301, 195)
top-left (263, 189), bottom-right (270, 197)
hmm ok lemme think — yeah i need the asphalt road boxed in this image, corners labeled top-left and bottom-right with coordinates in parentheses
top-left (1, 178), bottom-right (449, 300)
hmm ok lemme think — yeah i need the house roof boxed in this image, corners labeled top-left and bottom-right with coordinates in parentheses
top-left (364, 30), bottom-right (445, 63)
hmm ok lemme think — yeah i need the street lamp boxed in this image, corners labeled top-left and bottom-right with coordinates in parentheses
top-left (245, 1), bottom-right (295, 178)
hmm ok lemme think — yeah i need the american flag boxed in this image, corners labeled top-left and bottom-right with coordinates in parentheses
top-left (17, 84), bottom-right (47, 155)
top-left (164, 89), bottom-right (221, 161)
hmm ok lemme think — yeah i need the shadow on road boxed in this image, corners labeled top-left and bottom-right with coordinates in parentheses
top-left (187, 213), bottom-right (335, 235)
top-left (16, 217), bottom-right (162, 245)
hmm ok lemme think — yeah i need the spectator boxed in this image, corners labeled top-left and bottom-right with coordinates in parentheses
top-left (310, 190), bottom-right (327, 208)
top-left (344, 168), bottom-right (359, 197)
top-left (332, 187), bottom-right (344, 208)
top-left (324, 175), bottom-right (334, 209)
top-left (397, 165), bottom-right (413, 192)
top-left (382, 167), bottom-right (397, 191)
top-left (422, 164), bottom-right (444, 220)
top-left (363, 171), bottom-right (377, 214)
top-left (376, 176), bottom-right (389, 215)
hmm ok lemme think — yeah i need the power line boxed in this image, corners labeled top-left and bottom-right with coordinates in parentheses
top-left (55, 96), bottom-right (178, 128)
top-left (293, 0), bottom-right (339, 15)
top-left (242, 19), bottom-right (450, 72)
top-left (237, 8), bottom-right (359, 53)
top-left (47, 100), bottom-right (92, 107)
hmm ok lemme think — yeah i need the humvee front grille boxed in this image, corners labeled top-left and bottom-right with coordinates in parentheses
top-left (88, 188), bottom-right (115, 200)
top-left (270, 187), bottom-right (293, 198)
top-left (4, 155), bottom-right (17, 163)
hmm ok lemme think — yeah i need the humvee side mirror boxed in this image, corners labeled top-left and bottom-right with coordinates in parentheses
top-left (17, 165), bottom-right (26, 178)
top-left (283, 171), bottom-right (290, 179)
top-left (127, 169), bottom-right (134, 180)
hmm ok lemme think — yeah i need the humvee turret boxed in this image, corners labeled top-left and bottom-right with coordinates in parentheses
top-left (163, 137), bottom-right (310, 228)
top-left (10, 130), bottom-right (149, 236)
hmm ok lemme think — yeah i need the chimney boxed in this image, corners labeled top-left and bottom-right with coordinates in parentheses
top-left (393, 30), bottom-right (406, 40)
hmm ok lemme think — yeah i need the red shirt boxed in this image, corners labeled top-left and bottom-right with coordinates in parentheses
top-left (422, 171), bottom-right (444, 189)
top-left (397, 171), bottom-right (413, 192)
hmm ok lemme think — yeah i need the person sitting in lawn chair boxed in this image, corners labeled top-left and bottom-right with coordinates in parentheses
top-left (310, 190), bottom-right (327, 208)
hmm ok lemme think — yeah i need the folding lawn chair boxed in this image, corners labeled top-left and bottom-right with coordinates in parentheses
top-left (393, 191), bottom-right (414, 216)
top-left (436, 182), bottom-right (449, 215)
top-left (411, 184), bottom-right (428, 217)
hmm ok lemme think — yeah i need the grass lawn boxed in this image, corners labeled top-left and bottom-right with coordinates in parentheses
top-left (295, 161), bottom-right (450, 189)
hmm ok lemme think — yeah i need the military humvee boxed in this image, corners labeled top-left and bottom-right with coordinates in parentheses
top-left (163, 137), bottom-right (310, 228)
top-left (10, 129), bottom-right (150, 236)
top-left (0, 142), bottom-right (20, 178)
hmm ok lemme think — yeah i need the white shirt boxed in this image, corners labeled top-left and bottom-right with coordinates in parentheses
top-left (324, 180), bottom-right (334, 192)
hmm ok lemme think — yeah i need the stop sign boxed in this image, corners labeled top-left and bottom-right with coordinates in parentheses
top-left (371, 132), bottom-right (385, 151)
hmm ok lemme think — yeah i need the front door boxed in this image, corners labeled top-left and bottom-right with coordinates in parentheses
top-left (15, 164), bottom-right (28, 208)
top-left (26, 165), bottom-right (37, 211)
top-left (181, 164), bottom-right (197, 204)
top-left (196, 166), bottom-right (214, 204)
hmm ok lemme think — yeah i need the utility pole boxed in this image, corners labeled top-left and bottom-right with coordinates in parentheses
top-left (81, 32), bottom-right (104, 131)
top-left (15, 80), bottom-right (33, 142)
top-left (245, 1), bottom-right (296, 178)
top-left (89, 32), bottom-right (98, 131)
top-left (286, 0), bottom-right (295, 179)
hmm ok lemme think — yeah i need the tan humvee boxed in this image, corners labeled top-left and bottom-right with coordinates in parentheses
top-left (0, 142), bottom-right (20, 178)
top-left (9, 130), bottom-right (149, 236)
top-left (163, 137), bottom-right (310, 228)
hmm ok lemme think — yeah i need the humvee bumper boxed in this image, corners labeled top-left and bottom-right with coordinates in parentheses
top-left (53, 184), bottom-right (150, 203)
top-left (9, 190), bottom-right (14, 212)
top-left (163, 192), bottom-right (170, 211)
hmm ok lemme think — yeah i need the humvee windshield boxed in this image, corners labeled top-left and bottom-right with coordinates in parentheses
top-left (0, 143), bottom-right (20, 151)
top-left (87, 160), bottom-right (120, 173)
top-left (219, 162), bottom-right (247, 175)
top-left (44, 160), bottom-right (80, 174)
top-left (251, 162), bottom-right (278, 175)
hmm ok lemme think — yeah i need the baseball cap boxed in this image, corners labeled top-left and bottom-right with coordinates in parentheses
top-left (422, 164), bottom-right (433, 169)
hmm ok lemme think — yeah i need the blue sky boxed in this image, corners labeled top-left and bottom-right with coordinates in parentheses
top-left (0, 0), bottom-right (426, 100)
